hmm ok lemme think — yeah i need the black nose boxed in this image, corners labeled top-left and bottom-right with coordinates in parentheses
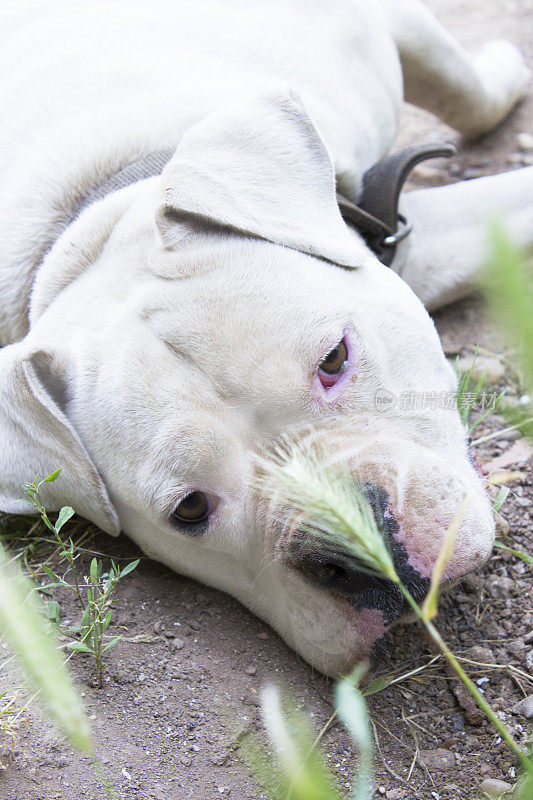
top-left (292, 484), bottom-right (429, 622)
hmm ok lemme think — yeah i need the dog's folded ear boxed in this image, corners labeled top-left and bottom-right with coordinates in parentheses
top-left (0, 344), bottom-right (120, 536)
top-left (156, 89), bottom-right (363, 267)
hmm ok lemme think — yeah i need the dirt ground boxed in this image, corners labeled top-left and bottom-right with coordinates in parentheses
top-left (1, 1), bottom-right (532, 798)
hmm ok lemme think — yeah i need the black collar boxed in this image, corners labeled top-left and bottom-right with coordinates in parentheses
top-left (72, 142), bottom-right (455, 268)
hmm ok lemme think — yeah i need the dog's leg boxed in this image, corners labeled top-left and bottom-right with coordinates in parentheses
top-left (394, 167), bottom-right (533, 310)
top-left (382, 0), bottom-right (530, 138)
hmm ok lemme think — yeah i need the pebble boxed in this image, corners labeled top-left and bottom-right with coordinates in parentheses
top-left (385, 790), bottom-right (404, 800)
top-left (171, 638), bottom-right (185, 652)
top-left (479, 778), bottom-right (513, 797)
top-left (257, 632), bottom-right (269, 640)
top-left (417, 748), bottom-right (455, 770)
top-left (507, 152), bottom-right (533, 166)
top-left (245, 665), bottom-right (257, 676)
top-left (517, 132), bottom-right (533, 152)
top-left (506, 638), bottom-right (525, 656)
top-left (467, 645), bottom-right (494, 663)
top-left (462, 166), bottom-right (486, 180)
top-left (486, 575), bottom-right (515, 599)
top-left (455, 354), bottom-right (505, 384)
top-left (511, 694), bottom-right (533, 719)
top-left (180, 755), bottom-right (192, 766)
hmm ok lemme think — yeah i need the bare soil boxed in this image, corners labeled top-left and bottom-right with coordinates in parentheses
top-left (1, 1), bottom-right (532, 798)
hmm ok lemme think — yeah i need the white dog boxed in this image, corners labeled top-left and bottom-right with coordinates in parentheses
top-left (0, 0), bottom-right (531, 676)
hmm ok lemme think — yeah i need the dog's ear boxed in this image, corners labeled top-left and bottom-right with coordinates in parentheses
top-left (0, 344), bottom-right (120, 536)
top-left (156, 89), bottom-right (362, 267)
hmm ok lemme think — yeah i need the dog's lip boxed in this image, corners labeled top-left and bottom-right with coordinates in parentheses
top-left (335, 598), bottom-right (389, 652)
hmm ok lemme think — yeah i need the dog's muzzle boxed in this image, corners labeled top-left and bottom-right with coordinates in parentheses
top-left (289, 484), bottom-right (430, 623)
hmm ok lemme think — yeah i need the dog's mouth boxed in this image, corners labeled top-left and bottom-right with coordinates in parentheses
top-left (292, 543), bottom-right (429, 623)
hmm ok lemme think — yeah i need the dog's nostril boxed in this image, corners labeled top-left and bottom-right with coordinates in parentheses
top-left (300, 552), bottom-right (389, 596)
top-left (312, 562), bottom-right (348, 586)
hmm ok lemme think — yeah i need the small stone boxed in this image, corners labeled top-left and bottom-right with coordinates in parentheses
top-left (455, 355), bottom-right (505, 384)
top-left (257, 632), bottom-right (269, 640)
top-left (385, 790), bottom-right (404, 800)
top-left (479, 778), bottom-right (513, 798)
top-left (467, 645), bottom-right (494, 663)
top-left (418, 748), bottom-right (455, 770)
top-left (511, 694), bottom-right (533, 719)
top-left (180, 756), bottom-right (192, 766)
top-left (461, 166), bottom-right (483, 180)
top-left (378, 788), bottom-right (386, 796)
top-left (410, 163), bottom-right (445, 185)
top-left (506, 638), bottom-right (525, 656)
top-left (245, 665), bottom-right (257, 676)
top-left (486, 575), bottom-right (515, 599)
top-left (480, 763), bottom-right (493, 775)
top-left (171, 638), bottom-right (185, 652)
top-left (507, 153), bottom-right (533, 166)
top-left (211, 752), bottom-right (229, 766)
top-left (517, 132), bottom-right (533, 152)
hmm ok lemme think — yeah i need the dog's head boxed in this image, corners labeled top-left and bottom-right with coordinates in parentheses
top-left (0, 91), bottom-right (494, 675)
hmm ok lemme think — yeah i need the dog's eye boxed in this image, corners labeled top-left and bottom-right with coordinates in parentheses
top-left (172, 491), bottom-right (213, 524)
top-left (318, 339), bottom-right (349, 390)
top-left (319, 340), bottom-right (348, 374)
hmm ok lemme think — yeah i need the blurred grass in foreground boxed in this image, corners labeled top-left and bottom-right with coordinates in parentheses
top-left (484, 224), bottom-right (533, 440)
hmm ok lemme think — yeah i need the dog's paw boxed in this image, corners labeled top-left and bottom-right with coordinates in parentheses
top-left (467, 39), bottom-right (531, 137)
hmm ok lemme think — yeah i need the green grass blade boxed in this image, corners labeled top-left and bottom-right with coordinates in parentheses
top-left (484, 223), bottom-right (533, 388)
top-left (493, 540), bottom-right (533, 565)
top-left (0, 546), bottom-right (93, 755)
top-left (336, 670), bottom-right (373, 800)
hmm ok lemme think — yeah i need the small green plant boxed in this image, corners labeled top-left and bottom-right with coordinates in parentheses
top-left (0, 688), bottom-right (28, 769)
top-left (20, 471), bottom-right (139, 686)
top-left (454, 346), bottom-right (504, 435)
top-left (46, 556), bottom-right (139, 686)
top-left (0, 541), bottom-right (117, 798)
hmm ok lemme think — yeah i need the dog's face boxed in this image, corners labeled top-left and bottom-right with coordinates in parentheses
top-left (0, 91), bottom-right (494, 675)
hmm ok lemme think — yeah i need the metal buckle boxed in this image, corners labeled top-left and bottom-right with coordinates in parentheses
top-left (382, 214), bottom-right (412, 247)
